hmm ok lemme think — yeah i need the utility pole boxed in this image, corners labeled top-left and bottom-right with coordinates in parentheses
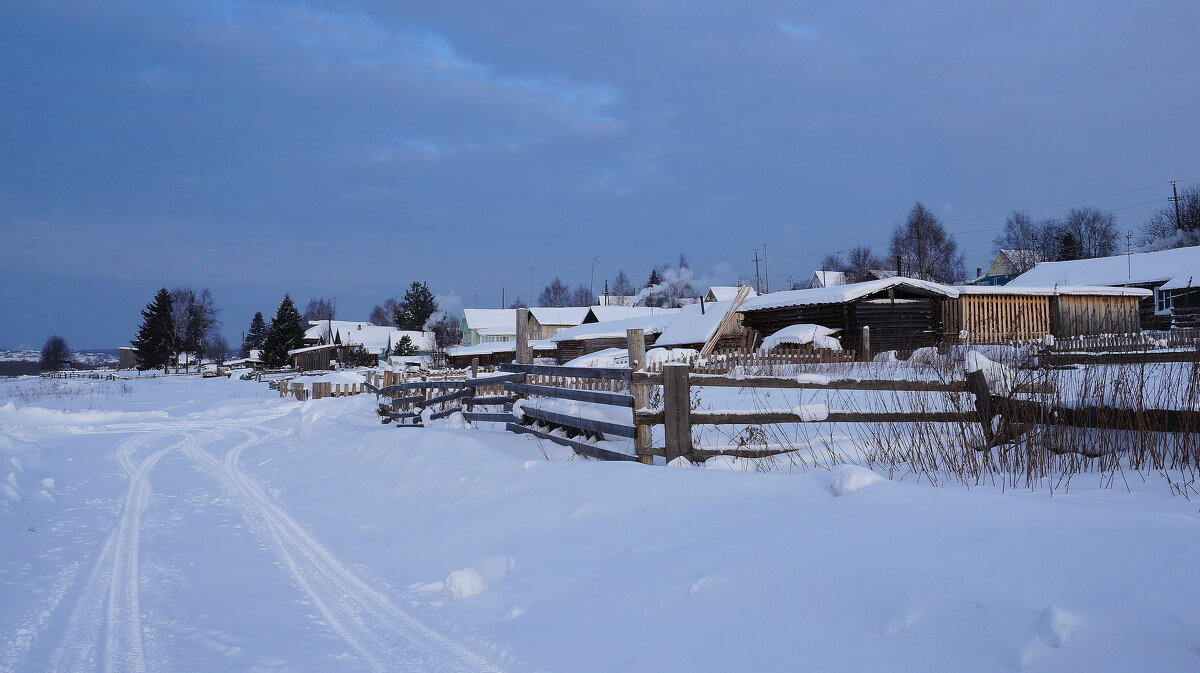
top-left (528, 267), bottom-right (534, 307)
top-left (1171, 180), bottom-right (1184, 229)
top-left (590, 257), bottom-right (599, 305)
top-left (763, 243), bottom-right (770, 293)
top-left (753, 249), bottom-right (761, 293)
top-left (1126, 230), bottom-right (1133, 279)
top-left (501, 287), bottom-right (505, 308)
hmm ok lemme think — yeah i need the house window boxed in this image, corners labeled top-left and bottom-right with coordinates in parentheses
top-left (1155, 287), bottom-right (1174, 315)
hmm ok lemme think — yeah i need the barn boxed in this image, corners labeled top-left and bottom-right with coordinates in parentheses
top-left (946, 286), bottom-right (1149, 342)
top-left (738, 278), bottom-right (957, 356)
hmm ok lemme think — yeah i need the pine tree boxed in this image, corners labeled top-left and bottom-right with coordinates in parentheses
top-left (261, 295), bottom-right (306, 368)
top-left (642, 269), bottom-right (664, 307)
top-left (242, 312), bottom-right (267, 357)
top-left (1057, 232), bottom-right (1083, 261)
top-left (393, 335), bottom-right (419, 356)
top-left (132, 288), bottom-right (175, 372)
top-left (394, 281), bottom-right (438, 330)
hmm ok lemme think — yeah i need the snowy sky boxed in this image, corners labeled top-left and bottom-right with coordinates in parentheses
top-left (2, 0), bottom-right (1198, 348)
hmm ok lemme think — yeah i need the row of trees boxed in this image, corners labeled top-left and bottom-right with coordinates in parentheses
top-left (818, 200), bottom-right (1134, 284)
top-left (131, 287), bottom-right (226, 372)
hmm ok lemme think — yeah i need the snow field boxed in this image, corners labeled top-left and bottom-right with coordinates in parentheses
top-left (1, 375), bottom-right (1199, 672)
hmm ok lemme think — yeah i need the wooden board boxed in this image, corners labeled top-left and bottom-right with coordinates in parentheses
top-left (463, 412), bottom-right (520, 423)
top-left (505, 423), bottom-right (638, 462)
top-left (635, 410), bottom-right (973, 425)
top-left (417, 387), bottom-right (477, 408)
top-left (499, 363), bottom-right (632, 381)
top-left (634, 372), bottom-right (968, 392)
top-left (520, 406), bottom-right (637, 439)
top-left (504, 382), bottom-right (634, 408)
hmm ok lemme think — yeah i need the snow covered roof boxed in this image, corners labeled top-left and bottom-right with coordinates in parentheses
top-left (808, 271), bottom-right (847, 288)
top-left (446, 339), bottom-right (555, 357)
top-left (462, 309), bottom-right (517, 331)
top-left (301, 321), bottom-right (434, 353)
top-left (476, 327), bottom-right (516, 337)
top-left (954, 285), bottom-right (1151, 297)
top-left (741, 277), bottom-right (960, 312)
top-left (706, 286), bottom-right (759, 301)
top-left (1008, 245), bottom-right (1200, 291)
top-left (550, 311), bottom-right (682, 342)
top-left (655, 299), bottom-right (738, 347)
top-left (584, 306), bottom-right (678, 323)
top-left (529, 307), bottom-right (590, 326)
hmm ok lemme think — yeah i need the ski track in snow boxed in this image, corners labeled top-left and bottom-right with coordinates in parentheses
top-left (185, 427), bottom-right (505, 673)
top-left (45, 428), bottom-right (187, 673)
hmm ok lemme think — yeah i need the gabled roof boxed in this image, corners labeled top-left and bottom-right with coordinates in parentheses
top-left (551, 311), bottom-right (682, 342)
top-left (461, 309), bottom-right (517, 331)
top-left (706, 286), bottom-right (759, 301)
top-left (808, 271), bottom-right (847, 288)
top-left (655, 299), bottom-right (739, 347)
top-left (584, 306), bottom-right (678, 323)
top-left (741, 277), bottom-right (960, 312)
top-left (528, 307), bottom-right (590, 326)
top-left (1008, 245), bottom-right (1200, 290)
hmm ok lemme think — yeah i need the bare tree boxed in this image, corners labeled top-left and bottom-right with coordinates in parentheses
top-left (39, 335), bottom-right (71, 371)
top-left (369, 304), bottom-right (391, 326)
top-left (208, 332), bottom-right (230, 365)
top-left (166, 287), bottom-right (220, 371)
top-left (611, 270), bottom-right (636, 297)
top-left (1059, 207), bottom-right (1119, 259)
top-left (303, 297), bottom-right (336, 322)
top-left (538, 277), bottom-right (572, 307)
top-left (1140, 184), bottom-right (1200, 250)
top-left (991, 211), bottom-right (1057, 271)
top-left (569, 284), bottom-right (594, 306)
top-left (818, 254), bottom-right (844, 272)
top-left (844, 245), bottom-right (884, 283)
top-left (888, 202), bottom-right (965, 283)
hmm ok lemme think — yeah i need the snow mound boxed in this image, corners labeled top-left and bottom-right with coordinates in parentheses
top-left (795, 374), bottom-right (831, 386)
top-left (444, 567), bottom-right (489, 600)
top-left (829, 465), bottom-right (885, 496)
top-left (667, 456), bottom-right (698, 468)
top-left (1037, 605), bottom-right (1076, 648)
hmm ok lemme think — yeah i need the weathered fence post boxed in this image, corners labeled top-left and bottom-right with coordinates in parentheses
top-left (627, 328), bottom-right (654, 465)
top-left (516, 307), bottom-right (532, 365)
top-left (965, 369), bottom-right (994, 443)
top-left (662, 362), bottom-right (692, 463)
top-left (861, 325), bottom-right (870, 360)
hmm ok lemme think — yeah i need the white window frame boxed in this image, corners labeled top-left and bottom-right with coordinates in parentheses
top-left (1155, 287), bottom-right (1174, 315)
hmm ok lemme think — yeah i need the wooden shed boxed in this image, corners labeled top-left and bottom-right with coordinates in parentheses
top-left (118, 347), bottom-right (138, 369)
top-left (946, 286), bottom-right (1148, 342)
top-left (738, 278), bottom-right (957, 356)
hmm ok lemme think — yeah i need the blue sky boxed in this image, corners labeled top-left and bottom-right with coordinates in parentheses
top-left (2, 0), bottom-right (1197, 348)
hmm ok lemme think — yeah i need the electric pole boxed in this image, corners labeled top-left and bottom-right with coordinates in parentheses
top-left (1171, 180), bottom-right (1184, 229)
top-left (763, 243), bottom-right (770, 293)
top-left (753, 250), bottom-right (761, 293)
top-left (528, 267), bottom-right (534, 307)
top-left (501, 287), bottom-right (505, 308)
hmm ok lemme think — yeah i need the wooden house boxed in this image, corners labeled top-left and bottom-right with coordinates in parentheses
top-left (1007, 245), bottom-right (1200, 329)
top-left (460, 309), bottom-right (517, 345)
top-left (445, 340), bottom-right (556, 369)
top-left (971, 250), bottom-right (1043, 286)
top-left (550, 312), bottom-right (680, 364)
top-left (655, 287), bottom-right (756, 354)
top-left (528, 307), bottom-right (590, 340)
top-left (739, 278), bottom-right (958, 355)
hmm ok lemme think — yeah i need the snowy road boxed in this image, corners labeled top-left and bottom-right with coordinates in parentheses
top-left (2, 409), bottom-right (507, 673)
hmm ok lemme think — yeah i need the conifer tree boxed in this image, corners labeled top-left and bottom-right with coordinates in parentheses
top-left (132, 288), bottom-right (175, 372)
top-left (393, 334), bottom-right (419, 356)
top-left (242, 312), bottom-right (267, 357)
top-left (261, 295), bottom-right (306, 368)
top-left (394, 281), bottom-right (438, 330)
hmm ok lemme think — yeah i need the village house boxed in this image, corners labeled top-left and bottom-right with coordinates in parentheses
top-left (971, 249), bottom-right (1044, 286)
top-left (1007, 245), bottom-right (1200, 329)
top-left (550, 311), bottom-right (681, 364)
top-left (528, 307), bottom-right (590, 340)
top-left (460, 309), bottom-right (518, 345)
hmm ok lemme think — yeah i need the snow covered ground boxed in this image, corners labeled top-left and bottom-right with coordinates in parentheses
top-left (2, 375), bottom-right (1200, 672)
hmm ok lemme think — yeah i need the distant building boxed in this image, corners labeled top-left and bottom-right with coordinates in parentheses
top-left (118, 347), bottom-right (138, 369)
top-left (1008, 245), bottom-right (1200, 329)
top-left (972, 250), bottom-right (1044, 286)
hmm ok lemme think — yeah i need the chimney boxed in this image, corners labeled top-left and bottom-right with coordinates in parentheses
top-left (976, 267), bottom-right (982, 278)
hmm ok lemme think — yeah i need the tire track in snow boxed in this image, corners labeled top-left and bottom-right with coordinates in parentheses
top-left (46, 429), bottom-right (187, 673)
top-left (186, 429), bottom-right (506, 673)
